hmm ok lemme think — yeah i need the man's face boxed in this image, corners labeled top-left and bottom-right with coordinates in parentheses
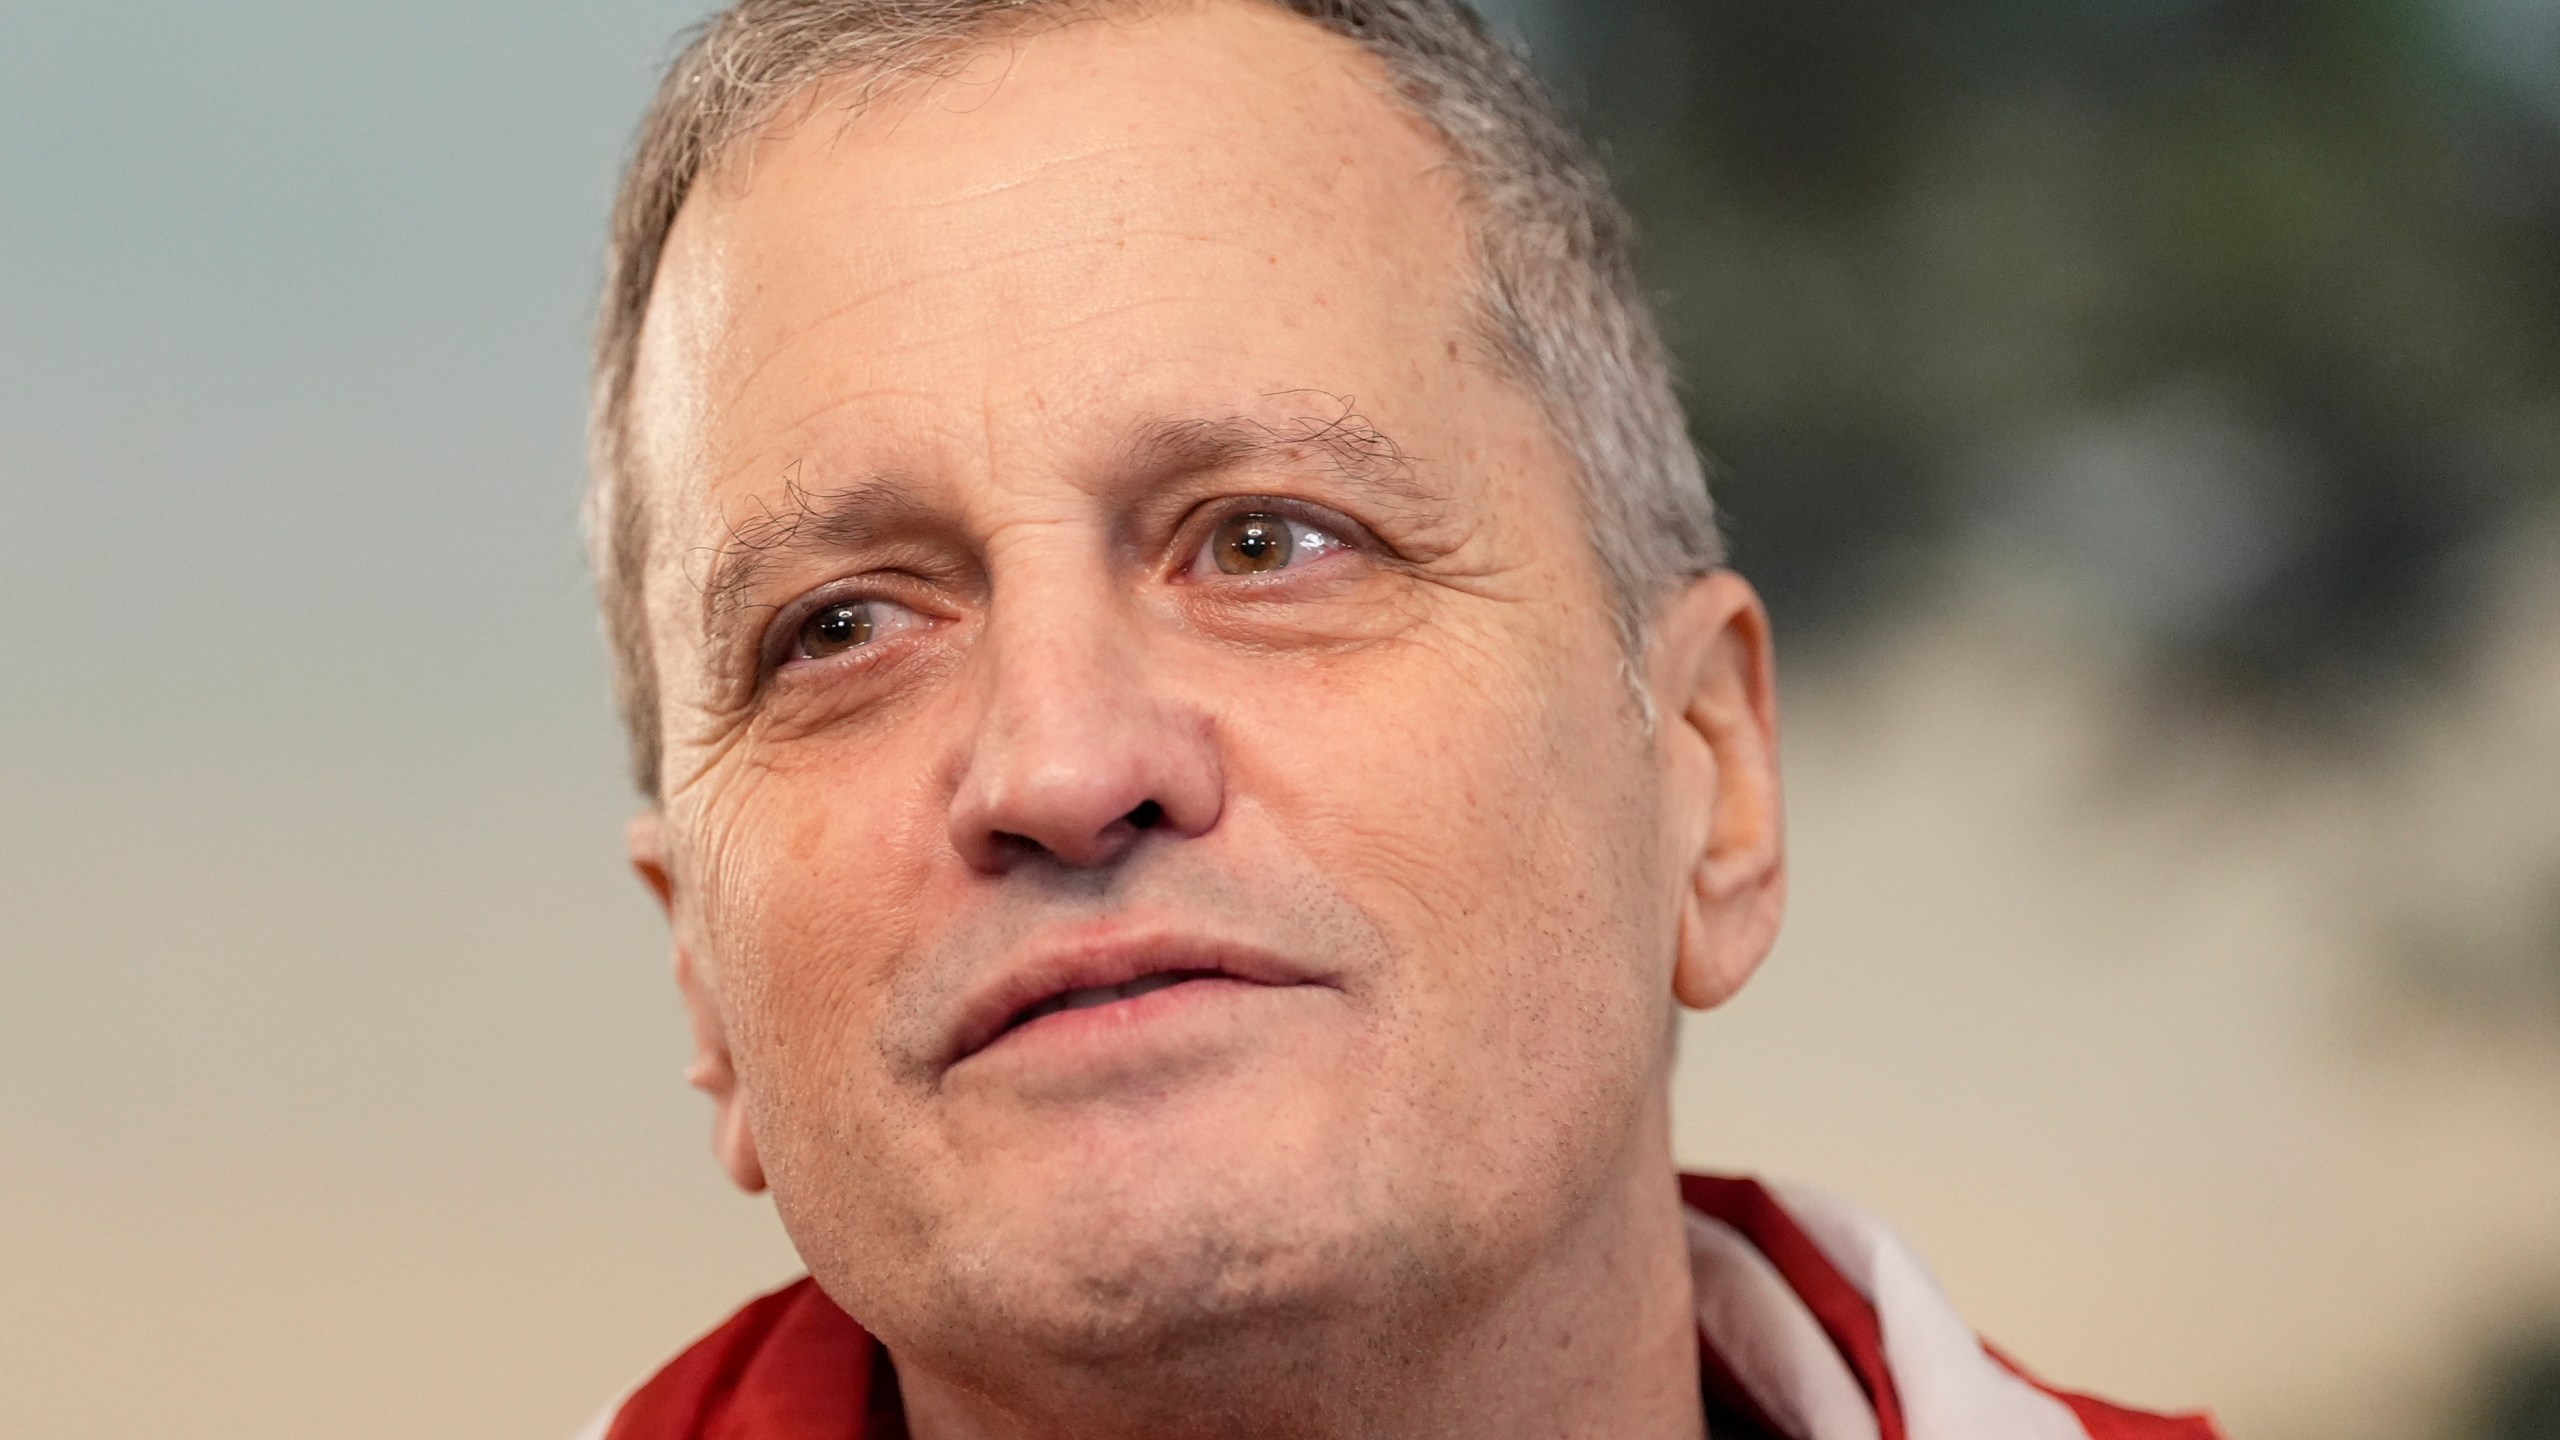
top-left (628, 1), bottom-right (1709, 1370)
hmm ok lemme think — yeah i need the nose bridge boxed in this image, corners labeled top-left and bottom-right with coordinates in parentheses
top-left (977, 520), bottom-right (1140, 734)
top-left (957, 374), bottom-right (1167, 760)
top-left (948, 521), bottom-right (1220, 870)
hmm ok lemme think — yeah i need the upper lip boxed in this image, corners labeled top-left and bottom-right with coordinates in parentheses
top-left (943, 926), bottom-right (1328, 1066)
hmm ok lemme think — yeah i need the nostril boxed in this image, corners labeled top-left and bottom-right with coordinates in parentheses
top-left (1125, 800), bottom-right (1165, 831)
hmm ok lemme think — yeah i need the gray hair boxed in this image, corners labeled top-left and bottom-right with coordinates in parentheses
top-left (590, 0), bottom-right (1722, 798)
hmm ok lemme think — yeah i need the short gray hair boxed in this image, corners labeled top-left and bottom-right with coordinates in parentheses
top-left (590, 0), bottom-right (1721, 798)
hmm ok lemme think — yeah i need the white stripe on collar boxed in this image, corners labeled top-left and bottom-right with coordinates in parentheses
top-left (1690, 1183), bottom-right (2089, 1440)
top-left (1689, 1210), bottom-right (1883, 1440)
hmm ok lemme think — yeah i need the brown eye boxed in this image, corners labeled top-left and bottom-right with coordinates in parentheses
top-left (798, 602), bottom-right (876, 658)
top-left (1211, 512), bottom-right (1295, 575)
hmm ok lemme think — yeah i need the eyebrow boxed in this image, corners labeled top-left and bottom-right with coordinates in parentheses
top-left (1121, 397), bottom-right (1433, 511)
top-left (694, 396), bottom-right (1436, 641)
top-left (696, 462), bottom-right (940, 640)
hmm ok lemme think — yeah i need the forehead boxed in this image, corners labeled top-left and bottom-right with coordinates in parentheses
top-left (626, 0), bottom-right (1487, 528)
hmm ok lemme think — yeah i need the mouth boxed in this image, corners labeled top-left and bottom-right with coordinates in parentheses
top-left (945, 931), bottom-right (1328, 1069)
top-left (997, 970), bottom-right (1228, 1037)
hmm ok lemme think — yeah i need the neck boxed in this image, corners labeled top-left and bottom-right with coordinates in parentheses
top-left (894, 1120), bottom-right (1705, 1440)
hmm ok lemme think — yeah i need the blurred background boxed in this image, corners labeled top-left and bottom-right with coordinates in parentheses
top-left (3, 0), bottom-right (2555, 1435)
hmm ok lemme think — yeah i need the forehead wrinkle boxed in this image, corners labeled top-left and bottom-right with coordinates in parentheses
top-left (756, 383), bottom-right (943, 447)
top-left (713, 210), bottom-right (1305, 405)
top-left (876, 132), bottom-right (1205, 210)
top-left (694, 234), bottom-right (1236, 430)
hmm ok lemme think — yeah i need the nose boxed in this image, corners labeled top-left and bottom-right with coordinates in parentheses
top-left (946, 578), bottom-right (1224, 873)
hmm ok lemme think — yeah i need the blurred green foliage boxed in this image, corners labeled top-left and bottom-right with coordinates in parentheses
top-left (1529, 0), bottom-right (2560, 709)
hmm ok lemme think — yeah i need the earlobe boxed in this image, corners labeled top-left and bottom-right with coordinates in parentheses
top-left (633, 809), bottom-right (770, 1195)
top-left (1674, 865), bottom-right (1787, 1010)
top-left (1654, 573), bottom-right (1788, 1013)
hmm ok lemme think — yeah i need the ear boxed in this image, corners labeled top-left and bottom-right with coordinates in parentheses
top-left (629, 810), bottom-right (768, 1195)
top-left (1648, 571), bottom-right (1787, 1012)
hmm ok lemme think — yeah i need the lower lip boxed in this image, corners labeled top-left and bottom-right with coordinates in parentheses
top-left (966, 975), bottom-right (1293, 1068)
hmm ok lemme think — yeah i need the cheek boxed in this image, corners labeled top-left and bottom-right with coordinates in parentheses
top-left (1238, 622), bottom-right (1670, 1079)
top-left (683, 753), bottom-right (939, 1127)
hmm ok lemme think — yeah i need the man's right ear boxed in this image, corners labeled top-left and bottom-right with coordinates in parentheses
top-left (629, 811), bottom-right (768, 1196)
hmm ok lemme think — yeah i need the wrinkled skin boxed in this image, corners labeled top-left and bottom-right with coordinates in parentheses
top-left (622, 4), bottom-right (1785, 1437)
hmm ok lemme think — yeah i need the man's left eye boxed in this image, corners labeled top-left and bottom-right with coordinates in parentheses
top-left (1188, 511), bottom-right (1350, 578)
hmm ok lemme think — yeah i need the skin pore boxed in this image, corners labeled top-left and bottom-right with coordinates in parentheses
top-left (622, 3), bottom-right (1786, 1437)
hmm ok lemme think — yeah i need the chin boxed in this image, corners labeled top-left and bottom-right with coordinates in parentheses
top-left (1001, 1210), bottom-right (1357, 1364)
top-left (919, 1109), bottom-right (1427, 1367)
